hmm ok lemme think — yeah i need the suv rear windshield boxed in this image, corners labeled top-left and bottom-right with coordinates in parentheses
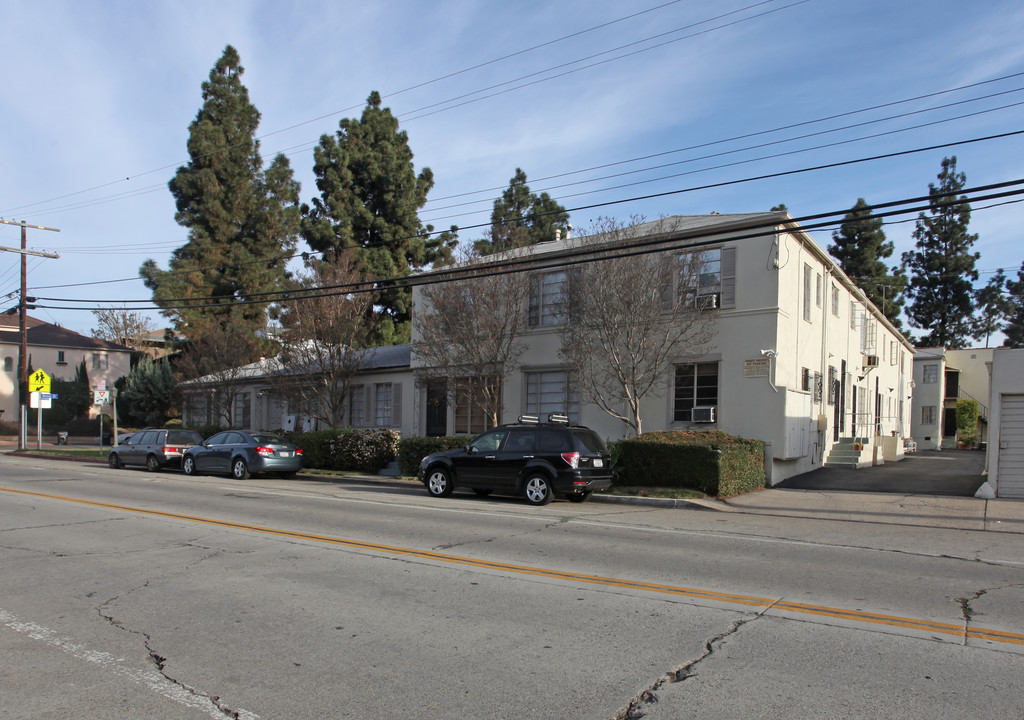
top-left (167, 431), bottom-right (202, 445)
top-left (572, 429), bottom-right (608, 454)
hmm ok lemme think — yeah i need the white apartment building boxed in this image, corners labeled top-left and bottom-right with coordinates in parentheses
top-left (410, 213), bottom-right (915, 485)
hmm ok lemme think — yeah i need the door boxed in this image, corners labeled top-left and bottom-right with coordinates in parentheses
top-left (997, 395), bottom-right (1024, 498)
top-left (453, 428), bottom-right (508, 486)
top-left (426, 381), bottom-right (447, 437)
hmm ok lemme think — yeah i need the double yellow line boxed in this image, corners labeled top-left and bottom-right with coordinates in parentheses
top-left (4, 485), bottom-right (1022, 649)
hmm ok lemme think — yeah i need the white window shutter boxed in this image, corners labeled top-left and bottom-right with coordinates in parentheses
top-left (392, 383), bottom-right (402, 428)
top-left (720, 246), bottom-right (736, 308)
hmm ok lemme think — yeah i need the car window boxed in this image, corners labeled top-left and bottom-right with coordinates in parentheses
top-left (572, 429), bottom-right (608, 454)
top-left (206, 432), bottom-right (229, 445)
top-left (505, 429), bottom-right (536, 453)
top-left (225, 432), bottom-right (246, 444)
top-left (138, 431), bottom-right (158, 445)
top-left (537, 429), bottom-right (566, 453)
top-left (251, 433), bottom-right (285, 444)
top-left (126, 434), bottom-right (142, 446)
top-left (168, 431), bottom-right (201, 444)
top-left (469, 430), bottom-right (507, 452)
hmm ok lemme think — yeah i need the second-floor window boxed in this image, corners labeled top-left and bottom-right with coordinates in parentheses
top-left (91, 353), bottom-right (108, 370)
top-left (56, 351), bottom-right (66, 365)
top-left (923, 364), bottom-right (939, 383)
top-left (528, 271), bottom-right (567, 327)
top-left (679, 249), bottom-right (722, 309)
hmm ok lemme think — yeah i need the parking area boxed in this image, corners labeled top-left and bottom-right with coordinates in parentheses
top-left (777, 449), bottom-right (987, 496)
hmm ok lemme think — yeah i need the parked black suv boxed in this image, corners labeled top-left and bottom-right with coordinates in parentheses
top-left (418, 415), bottom-right (614, 505)
top-left (108, 428), bottom-right (205, 472)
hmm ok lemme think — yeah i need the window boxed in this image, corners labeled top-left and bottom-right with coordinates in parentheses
top-left (922, 364), bottom-right (939, 383)
top-left (91, 353), bottom-right (108, 370)
top-left (831, 285), bottom-right (840, 317)
top-left (815, 273), bottom-right (822, 308)
top-left (2, 356), bottom-right (12, 372)
top-left (801, 367), bottom-right (812, 392)
top-left (827, 366), bottom-right (837, 405)
top-left (850, 301), bottom-right (858, 330)
top-left (678, 248), bottom-right (722, 309)
top-left (673, 363), bottom-right (719, 422)
top-left (233, 392), bottom-right (251, 428)
top-left (525, 371), bottom-right (579, 423)
top-left (375, 383), bottom-right (393, 426)
top-left (56, 351), bottom-right (67, 365)
top-left (803, 264), bottom-right (812, 321)
top-left (921, 406), bottom-right (936, 425)
top-left (528, 271), bottom-right (568, 327)
top-left (350, 385), bottom-right (365, 426)
top-left (454, 377), bottom-right (494, 434)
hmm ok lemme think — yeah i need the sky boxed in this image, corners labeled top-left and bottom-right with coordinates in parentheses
top-left (1, 0), bottom-right (1022, 340)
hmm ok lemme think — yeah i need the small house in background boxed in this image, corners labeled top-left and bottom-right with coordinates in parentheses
top-left (911, 348), bottom-right (993, 451)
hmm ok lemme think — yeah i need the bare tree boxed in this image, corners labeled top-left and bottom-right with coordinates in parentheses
top-left (273, 258), bottom-right (379, 427)
top-left (413, 248), bottom-right (531, 428)
top-left (177, 319), bottom-right (268, 426)
top-left (559, 217), bottom-right (718, 436)
top-left (91, 305), bottom-right (156, 350)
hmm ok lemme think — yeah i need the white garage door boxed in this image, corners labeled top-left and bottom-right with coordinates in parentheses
top-left (997, 394), bottom-right (1024, 498)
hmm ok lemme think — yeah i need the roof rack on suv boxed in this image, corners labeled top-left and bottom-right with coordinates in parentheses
top-left (518, 414), bottom-right (540, 424)
top-left (547, 413), bottom-right (570, 424)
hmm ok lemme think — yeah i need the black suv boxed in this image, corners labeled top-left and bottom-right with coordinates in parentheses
top-left (418, 415), bottom-right (614, 505)
top-left (108, 428), bottom-right (205, 472)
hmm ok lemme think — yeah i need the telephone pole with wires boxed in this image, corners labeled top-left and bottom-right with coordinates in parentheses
top-left (1, 219), bottom-right (60, 448)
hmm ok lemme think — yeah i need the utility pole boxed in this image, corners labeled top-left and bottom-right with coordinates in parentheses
top-left (0, 219), bottom-right (60, 449)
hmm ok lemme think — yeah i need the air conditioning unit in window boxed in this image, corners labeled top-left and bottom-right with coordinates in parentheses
top-left (864, 355), bottom-right (879, 368)
top-left (692, 406), bottom-right (716, 423)
top-left (696, 293), bottom-right (718, 310)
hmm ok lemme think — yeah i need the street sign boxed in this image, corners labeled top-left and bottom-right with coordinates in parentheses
top-left (29, 369), bottom-right (51, 394)
top-left (94, 390), bottom-right (111, 405)
top-left (29, 392), bottom-right (52, 409)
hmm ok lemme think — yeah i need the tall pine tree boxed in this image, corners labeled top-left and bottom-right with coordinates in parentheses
top-left (141, 45), bottom-right (301, 351)
top-left (475, 168), bottom-right (569, 255)
top-left (901, 156), bottom-right (979, 348)
top-left (301, 91), bottom-right (455, 345)
top-left (829, 198), bottom-right (906, 329)
top-left (1003, 261), bottom-right (1024, 348)
top-left (972, 269), bottom-right (1013, 347)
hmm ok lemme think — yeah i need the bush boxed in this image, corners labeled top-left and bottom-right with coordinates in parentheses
top-left (956, 398), bottom-right (979, 446)
top-left (286, 427), bottom-right (401, 474)
top-left (397, 435), bottom-right (474, 476)
top-left (617, 430), bottom-right (765, 497)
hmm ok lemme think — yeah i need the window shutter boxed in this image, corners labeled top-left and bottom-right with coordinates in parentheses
top-left (720, 246), bottom-right (736, 308)
top-left (659, 255), bottom-right (674, 311)
top-left (392, 382), bottom-right (402, 427)
top-left (528, 275), bottom-right (540, 327)
top-left (366, 385), bottom-right (375, 426)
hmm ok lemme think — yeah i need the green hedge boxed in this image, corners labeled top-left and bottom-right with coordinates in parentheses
top-left (285, 427), bottom-right (401, 474)
top-left (397, 435), bottom-right (474, 476)
top-left (617, 430), bottom-right (765, 497)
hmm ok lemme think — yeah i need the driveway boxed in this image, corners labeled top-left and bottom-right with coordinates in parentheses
top-left (776, 449), bottom-right (987, 496)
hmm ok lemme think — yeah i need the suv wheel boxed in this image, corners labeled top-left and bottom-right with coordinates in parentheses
top-left (426, 468), bottom-right (453, 497)
top-left (108, 453), bottom-right (122, 469)
top-left (146, 455), bottom-right (161, 472)
top-left (523, 474), bottom-right (553, 506)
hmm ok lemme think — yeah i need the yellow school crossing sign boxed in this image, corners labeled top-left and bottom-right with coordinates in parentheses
top-left (29, 369), bottom-right (51, 394)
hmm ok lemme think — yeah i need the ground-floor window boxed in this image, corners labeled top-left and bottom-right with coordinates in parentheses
top-left (673, 363), bottom-right (719, 422)
top-left (454, 377), bottom-right (495, 435)
top-left (525, 370), bottom-right (578, 423)
top-left (233, 392), bottom-right (251, 429)
top-left (375, 383), bottom-right (393, 426)
top-left (921, 405), bottom-right (936, 425)
top-left (350, 384), bottom-right (365, 426)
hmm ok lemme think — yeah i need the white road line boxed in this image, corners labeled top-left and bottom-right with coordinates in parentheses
top-left (0, 608), bottom-right (260, 720)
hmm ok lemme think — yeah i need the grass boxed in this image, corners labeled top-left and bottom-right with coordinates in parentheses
top-left (606, 486), bottom-right (708, 500)
top-left (14, 448), bottom-right (109, 460)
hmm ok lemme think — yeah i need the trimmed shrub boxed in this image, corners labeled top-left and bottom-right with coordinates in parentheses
top-left (617, 430), bottom-right (765, 497)
top-left (285, 427), bottom-right (401, 474)
top-left (397, 435), bottom-right (474, 476)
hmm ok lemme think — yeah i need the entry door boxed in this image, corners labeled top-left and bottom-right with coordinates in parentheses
top-left (425, 381), bottom-right (447, 437)
top-left (997, 395), bottom-right (1024, 498)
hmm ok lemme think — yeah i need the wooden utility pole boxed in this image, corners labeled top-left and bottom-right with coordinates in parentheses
top-left (0, 219), bottom-right (60, 448)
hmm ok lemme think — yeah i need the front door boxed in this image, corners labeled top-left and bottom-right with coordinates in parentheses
top-left (426, 381), bottom-right (447, 437)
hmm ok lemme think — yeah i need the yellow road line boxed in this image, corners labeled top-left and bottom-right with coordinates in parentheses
top-left (4, 485), bottom-right (1022, 647)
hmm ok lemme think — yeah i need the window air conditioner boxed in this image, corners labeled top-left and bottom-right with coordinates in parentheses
top-left (697, 293), bottom-right (718, 310)
top-left (692, 406), bottom-right (716, 423)
top-left (864, 355), bottom-right (879, 368)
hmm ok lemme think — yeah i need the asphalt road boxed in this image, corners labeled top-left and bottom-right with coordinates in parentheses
top-left (1, 454), bottom-right (1022, 719)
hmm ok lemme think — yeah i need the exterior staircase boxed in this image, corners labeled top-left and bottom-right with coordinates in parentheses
top-left (824, 438), bottom-right (875, 469)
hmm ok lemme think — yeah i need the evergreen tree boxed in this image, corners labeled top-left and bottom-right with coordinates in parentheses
top-left (301, 91), bottom-right (455, 345)
top-left (829, 198), bottom-right (906, 329)
top-left (972, 269), bottom-right (1013, 347)
top-left (1003, 261), bottom-right (1024, 348)
top-left (141, 45), bottom-right (301, 352)
top-left (901, 157), bottom-right (979, 348)
top-left (119, 358), bottom-right (177, 427)
top-left (475, 168), bottom-right (569, 255)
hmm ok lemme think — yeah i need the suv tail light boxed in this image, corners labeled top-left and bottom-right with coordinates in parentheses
top-left (561, 451), bottom-right (580, 469)
top-left (163, 446), bottom-right (180, 454)
top-left (255, 446), bottom-right (275, 457)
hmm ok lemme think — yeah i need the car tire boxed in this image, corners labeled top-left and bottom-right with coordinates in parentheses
top-left (472, 488), bottom-right (492, 497)
top-left (232, 457), bottom-right (250, 480)
top-left (566, 491), bottom-right (592, 503)
top-left (182, 455), bottom-right (198, 476)
top-left (146, 455), bottom-right (161, 472)
top-left (108, 453), bottom-right (122, 469)
top-left (524, 474), bottom-right (553, 506)
top-left (426, 468), bottom-right (453, 498)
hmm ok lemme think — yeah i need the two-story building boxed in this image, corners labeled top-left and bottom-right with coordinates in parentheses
top-left (0, 315), bottom-right (132, 422)
top-left (911, 347), bottom-right (993, 451)
top-left (410, 212), bottom-right (915, 485)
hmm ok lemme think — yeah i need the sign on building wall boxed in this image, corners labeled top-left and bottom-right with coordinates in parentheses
top-left (744, 359), bottom-right (770, 377)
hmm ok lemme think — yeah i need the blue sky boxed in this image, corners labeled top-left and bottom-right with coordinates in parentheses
top-left (1, 0), bottom-right (1022, 338)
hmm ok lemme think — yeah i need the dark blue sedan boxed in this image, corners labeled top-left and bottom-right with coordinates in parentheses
top-left (183, 430), bottom-right (303, 479)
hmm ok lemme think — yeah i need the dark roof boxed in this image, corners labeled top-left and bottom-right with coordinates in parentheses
top-left (0, 315), bottom-right (130, 353)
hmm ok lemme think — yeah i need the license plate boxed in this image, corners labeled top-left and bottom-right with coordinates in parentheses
top-left (593, 459), bottom-right (603, 468)
top-left (278, 451), bottom-right (292, 457)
